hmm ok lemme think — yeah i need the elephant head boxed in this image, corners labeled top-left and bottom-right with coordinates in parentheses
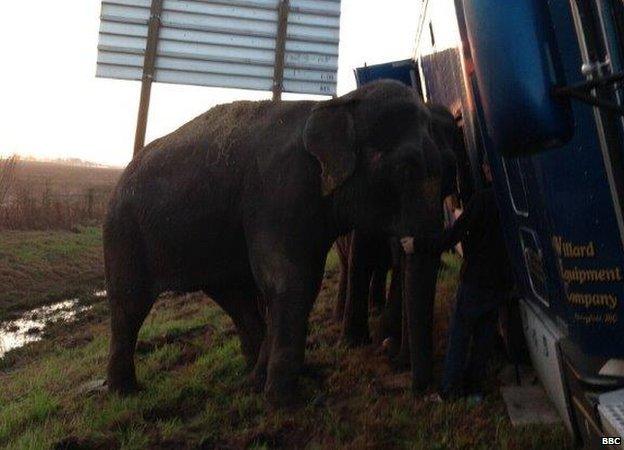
top-left (304, 80), bottom-right (443, 242)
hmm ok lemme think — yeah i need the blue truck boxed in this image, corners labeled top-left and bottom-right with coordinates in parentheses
top-left (356, 0), bottom-right (624, 447)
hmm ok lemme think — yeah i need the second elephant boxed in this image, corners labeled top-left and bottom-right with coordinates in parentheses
top-left (334, 104), bottom-right (463, 389)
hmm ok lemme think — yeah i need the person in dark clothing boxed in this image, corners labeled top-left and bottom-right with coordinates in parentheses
top-left (413, 162), bottom-right (514, 401)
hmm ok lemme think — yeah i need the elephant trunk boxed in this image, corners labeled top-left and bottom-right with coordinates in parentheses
top-left (403, 251), bottom-right (440, 392)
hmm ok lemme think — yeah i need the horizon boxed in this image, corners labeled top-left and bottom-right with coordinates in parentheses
top-left (0, 1), bottom-right (421, 168)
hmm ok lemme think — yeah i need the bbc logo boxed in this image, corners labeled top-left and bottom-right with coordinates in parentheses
top-left (602, 437), bottom-right (622, 445)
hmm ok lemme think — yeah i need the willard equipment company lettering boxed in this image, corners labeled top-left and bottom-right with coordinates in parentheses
top-left (561, 266), bottom-right (623, 285)
top-left (552, 236), bottom-right (596, 258)
top-left (552, 236), bottom-right (622, 321)
top-left (568, 293), bottom-right (618, 310)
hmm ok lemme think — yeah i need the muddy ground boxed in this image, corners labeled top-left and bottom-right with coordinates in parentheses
top-left (0, 254), bottom-right (571, 449)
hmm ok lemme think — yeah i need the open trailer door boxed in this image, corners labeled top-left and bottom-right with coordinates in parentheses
top-left (354, 59), bottom-right (422, 95)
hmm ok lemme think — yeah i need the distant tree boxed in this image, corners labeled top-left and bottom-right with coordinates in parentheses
top-left (0, 154), bottom-right (19, 206)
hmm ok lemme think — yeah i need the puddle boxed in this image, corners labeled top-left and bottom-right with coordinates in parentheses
top-left (0, 299), bottom-right (93, 359)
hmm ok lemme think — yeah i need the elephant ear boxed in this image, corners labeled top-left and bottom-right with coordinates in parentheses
top-left (304, 99), bottom-right (357, 196)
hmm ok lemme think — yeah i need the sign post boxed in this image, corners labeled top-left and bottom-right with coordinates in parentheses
top-left (133, 0), bottom-right (164, 155)
top-left (272, 0), bottom-right (290, 101)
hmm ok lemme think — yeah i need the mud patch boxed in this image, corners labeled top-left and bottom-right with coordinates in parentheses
top-left (0, 299), bottom-right (92, 358)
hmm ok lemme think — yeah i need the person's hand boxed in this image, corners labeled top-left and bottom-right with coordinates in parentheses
top-left (400, 237), bottom-right (414, 254)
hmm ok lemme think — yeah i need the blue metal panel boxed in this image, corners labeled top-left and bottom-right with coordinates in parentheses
top-left (354, 59), bottom-right (420, 94)
top-left (522, 0), bottom-right (624, 357)
top-left (470, 0), bottom-right (624, 358)
top-left (463, 0), bottom-right (574, 156)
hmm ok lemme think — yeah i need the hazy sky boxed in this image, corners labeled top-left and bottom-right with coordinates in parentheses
top-left (0, 1), bottom-right (421, 167)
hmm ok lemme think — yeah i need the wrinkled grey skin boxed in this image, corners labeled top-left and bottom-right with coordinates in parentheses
top-left (334, 104), bottom-right (461, 388)
top-left (103, 80), bottom-right (443, 404)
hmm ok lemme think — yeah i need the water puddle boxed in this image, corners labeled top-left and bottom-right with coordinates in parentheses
top-left (0, 298), bottom-right (95, 359)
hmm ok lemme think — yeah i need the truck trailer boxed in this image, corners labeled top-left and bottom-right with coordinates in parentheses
top-left (357, 0), bottom-right (624, 447)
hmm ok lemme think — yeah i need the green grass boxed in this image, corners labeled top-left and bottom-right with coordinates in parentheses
top-left (0, 226), bottom-right (105, 320)
top-left (0, 251), bottom-right (572, 449)
top-left (324, 247), bottom-right (340, 273)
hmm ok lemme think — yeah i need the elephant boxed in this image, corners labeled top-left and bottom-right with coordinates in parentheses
top-left (333, 103), bottom-right (463, 386)
top-left (103, 80), bottom-right (448, 404)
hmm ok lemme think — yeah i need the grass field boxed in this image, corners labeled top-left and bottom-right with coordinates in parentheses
top-left (0, 244), bottom-right (572, 449)
top-left (0, 159), bottom-right (122, 230)
top-left (0, 227), bottom-right (105, 320)
top-left (9, 160), bottom-right (122, 189)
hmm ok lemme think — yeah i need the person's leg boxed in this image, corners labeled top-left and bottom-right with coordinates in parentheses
top-left (441, 283), bottom-right (474, 398)
top-left (466, 301), bottom-right (500, 395)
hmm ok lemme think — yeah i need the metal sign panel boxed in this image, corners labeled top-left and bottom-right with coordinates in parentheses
top-left (96, 0), bottom-right (341, 95)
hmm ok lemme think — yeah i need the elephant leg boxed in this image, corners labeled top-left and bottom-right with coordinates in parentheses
top-left (385, 240), bottom-right (409, 366)
top-left (108, 289), bottom-right (155, 394)
top-left (211, 288), bottom-right (266, 370)
top-left (369, 241), bottom-right (391, 314)
top-left (342, 230), bottom-right (381, 346)
top-left (264, 282), bottom-right (319, 405)
top-left (333, 234), bottom-right (351, 322)
top-left (397, 268), bottom-right (411, 368)
top-left (238, 302), bottom-right (266, 370)
top-left (404, 252), bottom-right (440, 392)
top-left (368, 266), bottom-right (387, 314)
top-left (246, 229), bottom-right (326, 405)
top-left (249, 337), bottom-right (270, 392)
top-left (382, 268), bottom-right (403, 357)
top-left (105, 228), bottom-right (155, 394)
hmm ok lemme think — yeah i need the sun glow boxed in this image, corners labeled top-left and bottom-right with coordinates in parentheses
top-left (0, 0), bottom-right (421, 167)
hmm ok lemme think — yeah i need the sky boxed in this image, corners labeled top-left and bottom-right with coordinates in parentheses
top-left (0, 1), bottom-right (421, 167)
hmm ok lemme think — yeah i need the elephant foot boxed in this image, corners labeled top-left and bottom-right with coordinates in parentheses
top-left (246, 369), bottom-right (266, 393)
top-left (264, 378), bottom-right (299, 408)
top-left (263, 356), bottom-right (304, 408)
top-left (247, 339), bottom-right (269, 393)
top-left (107, 359), bottom-right (141, 396)
top-left (107, 377), bottom-right (141, 396)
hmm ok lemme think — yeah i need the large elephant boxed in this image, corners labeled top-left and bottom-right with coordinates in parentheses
top-left (334, 104), bottom-right (462, 387)
top-left (103, 80), bottom-right (447, 404)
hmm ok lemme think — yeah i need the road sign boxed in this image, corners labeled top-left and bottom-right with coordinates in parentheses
top-left (96, 0), bottom-right (341, 93)
top-left (96, 0), bottom-right (341, 153)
